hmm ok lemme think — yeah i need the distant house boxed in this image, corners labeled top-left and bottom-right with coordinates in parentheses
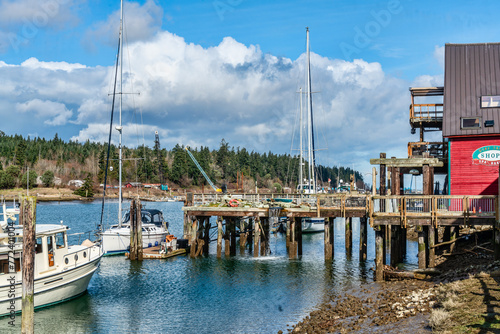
top-left (68, 180), bottom-right (84, 187)
top-left (143, 183), bottom-right (160, 189)
top-left (125, 182), bottom-right (142, 188)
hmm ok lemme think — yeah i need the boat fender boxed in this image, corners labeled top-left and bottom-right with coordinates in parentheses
top-left (229, 199), bottom-right (239, 207)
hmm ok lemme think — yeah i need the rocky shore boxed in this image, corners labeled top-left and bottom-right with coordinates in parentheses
top-left (284, 228), bottom-right (500, 334)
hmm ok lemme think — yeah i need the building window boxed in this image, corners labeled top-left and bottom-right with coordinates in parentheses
top-left (481, 95), bottom-right (500, 108)
top-left (461, 117), bottom-right (481, 129)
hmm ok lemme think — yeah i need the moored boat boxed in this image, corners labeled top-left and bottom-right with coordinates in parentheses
top-left (0, 201), bottom-right (102, 316)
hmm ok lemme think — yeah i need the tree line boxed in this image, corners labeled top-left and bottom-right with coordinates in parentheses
top-left (0, 132), bottom-right (362, 192)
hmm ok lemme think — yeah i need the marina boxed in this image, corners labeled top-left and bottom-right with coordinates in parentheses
top-left (0, 200), bottom-right (382, 333)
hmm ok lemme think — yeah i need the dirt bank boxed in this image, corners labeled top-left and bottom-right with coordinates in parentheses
top-left (284, 228), bottom-right (500, 334)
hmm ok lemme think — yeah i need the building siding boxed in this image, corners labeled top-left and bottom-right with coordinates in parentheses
top-left (449, 136), bottom-right (500, 195)
top-left (443, 43), bottom-right (500, 137)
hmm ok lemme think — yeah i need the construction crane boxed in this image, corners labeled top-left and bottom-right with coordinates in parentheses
top-left (185, 147), bottom-right (222, 193)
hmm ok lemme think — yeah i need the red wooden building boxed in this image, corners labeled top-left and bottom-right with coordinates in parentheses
top-left (408, 43), bottom-right (500, 196)
top-left (443, 44), bottom-right (500, 195)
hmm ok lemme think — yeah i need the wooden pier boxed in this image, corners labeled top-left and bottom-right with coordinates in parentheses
top-left (182, 190), bottom-right (500, 281)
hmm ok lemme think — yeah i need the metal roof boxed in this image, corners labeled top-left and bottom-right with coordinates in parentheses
top-left (443, 43), bottom-right (500, 137)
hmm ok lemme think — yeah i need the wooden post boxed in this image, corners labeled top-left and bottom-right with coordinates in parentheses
top-left (428, 226), bottom-right (435, 268)
top-left (359, 216), bottom-right (367, 261)
top-left (449, 226), bottom-right (457, 253)
top-left (230, 218), bottom-right (236, 256)
top-left (260, 218), bottom-right (266, 256)
top-left (190, 218), bottom-right (198, 258)
top-left (324, 217), bottom-right (334, 260)
top-left (286, 218), bottom-right (291, 250)
top-left (379, 153), bottom-right (386, 197)
top-left (239, 218), bottom-right (246, 255)
top-left (224, 218), bottom-right (230, 257)
top-left (382, 225), bottom-right (386, 265)
top-left (418, 226), bottom-right (426, 269)
top-left (247, 218), bottom-right (253, 253)
top-left (297, 217), bottom-right (302, 256)
top-left (203, 217), bottom-right (210, 255)
top-left (217, 217), bottom-right (222, 258)
top-left (390, 225), bottom-right (399, 267)
top-left (345, 217), bottom-right (352, 251)
top-left (21, 196), bottom-right (36, 334)
top-left (129, 200), bottom-right (137, 261)
top-left (375, 226), bottom-right (384, 281)
top-left (253, 217), bottom-right (260, 258)
top-left (136, 200), bottom-right (143, 261)
top-left (289, 217), bottom-right (297, 259)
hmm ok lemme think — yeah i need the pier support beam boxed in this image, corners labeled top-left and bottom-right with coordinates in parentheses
top-left (190, 218), bottom-right (198, 258)
top-left (345, 217), bottom-right (352, 252)
top-left (253, 217), bottom-right (260, 258)
top-left (418, 226), bottom-right (427, 269)
top-left (217, 217), bottom-right (223, 258)
top-left (390, 225), bottom-right (400, 267)
top-left (230, 218), bottom-right (236, 256)
top-left (449, 226), bottom-right (457, 253)
top-left (260, 218), bottom-right (269, 256)
top-left (375, 226), bottom-right (384, 281)
top-left (203, 217), bottom-right (210, 255)
top-left (297, 217), bottom-right (303, 256)
top-left (286, 218), bottom-right (291, 251)
top-left (239, 218), bottom-right (247, 255)
top-left (289, 217), bottom-right (298, 259)
top-left (325, 217), bottom-right (334, 260)
top-left (359, 217), bottom-right (367, 261)
top-left (428, 225), bottom-right (435, 268)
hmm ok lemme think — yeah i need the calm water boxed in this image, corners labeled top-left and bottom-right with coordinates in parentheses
top-left (0, 200), bottom-right (418, 333)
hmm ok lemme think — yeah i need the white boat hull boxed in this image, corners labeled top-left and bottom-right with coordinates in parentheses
top-left (0, 252), bottom-right (101, 316)
top-left (301, 217), bottom-right (324, 233)
top-left (101, 230), bottom-right (169, 255)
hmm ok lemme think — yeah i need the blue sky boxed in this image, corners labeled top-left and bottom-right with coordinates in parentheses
top-left (1, 0), bottom-right (499, 177)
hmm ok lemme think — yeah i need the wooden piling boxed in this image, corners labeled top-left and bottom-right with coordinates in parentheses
top-left (297, 217), bottom-right (302, 256)
top-left (286, 218), bottom-right (292, 251)
top-left (129, 201), bottom-right (136, 260)
top-left (375, 226), bottom-right (384, 281)
top-left (418, 226), bottom-right (426, 269)
top-left (217, 218), bottom-right (223, 258)
top-left (324, 217), bottom-right (334, 260)
top-left (224, 218), bottom-right (230, 257)
top-left (21, 196), bottom-right (36, 334)
top-left (203, 217), bottom-right (210, 255)
top-left (345, 217), bottom-right (352, 251)
top-left (382, 225), bottom-right (386, 265)
top-left (190, 218), bottom-right (198, 258)
top-left (359, 217), bottom-right (367, 261)
top-left (136, 200), bottom-right (143, 261)
top-left (239, 218), bottom-right (247, 255)
top-left (129, 200), bottom-right (143, 260)
top-left (390, 225), bottom-right (398, 267)
top-left (428, 226), bottom-right (435, 268)
top-left (289, 218), bottom-right (297, 259)
top-left (230, 218), bottom-right (236, 256)
top-left (253, 217), bottom-right (260, 258)
top-left (449, 226), bottom-right (457, 253)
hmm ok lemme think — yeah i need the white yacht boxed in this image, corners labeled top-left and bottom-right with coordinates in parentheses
top-left (101, 208), bottom-right (169, 255)
top-left (0, 201), bottom-right (102, 316)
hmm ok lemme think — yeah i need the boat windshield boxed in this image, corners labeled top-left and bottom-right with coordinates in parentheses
top-left (122, 210), bottom-right (164, 226)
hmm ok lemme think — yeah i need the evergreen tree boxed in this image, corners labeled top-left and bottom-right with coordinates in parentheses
top-left (41, 170), bottom-right (54, 187)
top-left (74, 174), bottom-right (95, 197)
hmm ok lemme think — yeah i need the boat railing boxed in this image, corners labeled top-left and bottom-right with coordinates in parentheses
top-left (68, 231), bottom-right (94, 245)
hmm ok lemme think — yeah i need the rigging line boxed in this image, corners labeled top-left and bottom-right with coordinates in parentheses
top-left (99, 29), bottom-right (122, 235)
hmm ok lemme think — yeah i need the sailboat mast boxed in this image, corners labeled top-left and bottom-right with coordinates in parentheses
top-left (299, 87), bottom-right (303, 194)
top-left (306, 27), bottom-right (316, 193)
top-left (117, 0), bottom-right (124, 226)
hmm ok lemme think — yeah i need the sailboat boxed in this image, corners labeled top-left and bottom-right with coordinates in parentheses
top-left (298, 27), bottom-right (324, 233)
top-left (99, 0), bottom-right (170, 255)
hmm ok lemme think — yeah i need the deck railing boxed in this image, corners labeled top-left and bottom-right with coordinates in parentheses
top-left (408, 141), bottom-right (448, 159)
top-left (410, 103), bottom-right (443, 122)
top-left (189, 193), bottom-right (498, 226)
